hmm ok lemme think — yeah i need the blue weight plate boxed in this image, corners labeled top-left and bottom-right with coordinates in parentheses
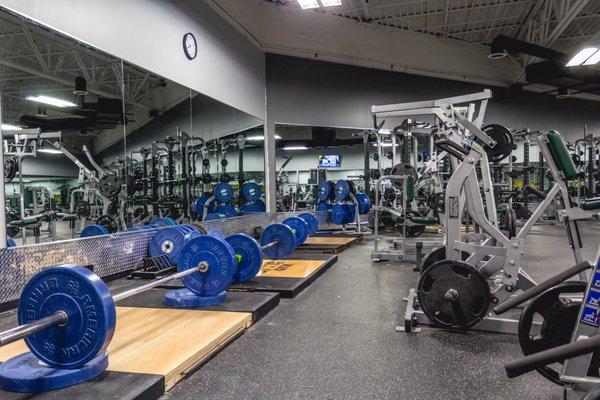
top-left (164, 288), bottom-right (227, 308)
top-left (80, 224), bottom-right (108, 238)
top-left (316, 202), bottom-right (332, 212)
top-left (317, 181), bottom-right (332, 202)
top-left (335, 180), bottom-right (350, 201)
top-left (205, 213), bottom-right (226, 221)
top-left (283, 216), bottom-right (309, 246)
top-left (214, 182), bottom-right (234, 203)
top-left (6, 237), bottom-right (16, 248)
top-left (148, 226), bottom-right (187, 264)
top-left (226, 233), bottom-right (263, 282)
top-left (0, 351), bottom-right (108, 393)
top-left (193, 196), bottom-right (215, 216)
top-left (19, 265), bottom-right (116, 369)
top-left (241, 182), bottom-right (262, 202)
top-left (214, 204), bottom-right (237, 218)
top-left (344, 204), bottom-right (356, 224)
top-left (151, 217), bottom-right (176, 227)
top-left (240, 202), bottom-right (266, 215)
top-left (260, 223), bottom-right (296, 259)
top-left (331, 204), bottom-right (348, 225)
top-left (355, 192), bottom-right (372, 215)
top-left (207, 229), bottom-right (225, 240)
top-left (298, 213), bottom-right (319, 235)
top-left (177, 235), bottom-right (236, 296)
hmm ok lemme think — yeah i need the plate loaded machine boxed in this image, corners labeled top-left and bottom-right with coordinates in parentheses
top-left (3, 128), bottom-right (96, 243)
top-left (0, 213), bottom-right (320, 393)
top-left (500, 244), bottom-right (600, 399)
top-left (399, 90), bottom-right (595, 334)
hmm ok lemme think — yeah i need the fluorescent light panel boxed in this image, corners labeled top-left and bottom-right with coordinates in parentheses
top-left (566, 47), bottom-right (598, 66)
top-left (38, 148), bottom-right (63, 154)
top-left (297, 0), bottom-right (319, 9)
top-left (1, 124), bottom-right (22, 131)
top-left (283, 145), bottom-right (308, 150)
top-left (247, 135), bottom-right (281, 141)
top-left (373, 142), bottom-right (393, 147)
top-left (321, 0), bottom-right (342, 5)
top-left (584, 50), bottom-right (600, 65)
top-left (26, 95), bottom-right (76, 108)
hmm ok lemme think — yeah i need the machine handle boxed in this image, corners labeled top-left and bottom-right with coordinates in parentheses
top-left (434, 139), bottom-right (469, 161)
top-left (494, 261), bottom-right (592, 314)
top-left (505, 334), bottom-right (600, 378)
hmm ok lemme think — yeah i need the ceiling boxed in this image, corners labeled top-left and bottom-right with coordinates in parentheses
top-left (264, 0), bottom-right (600, 53)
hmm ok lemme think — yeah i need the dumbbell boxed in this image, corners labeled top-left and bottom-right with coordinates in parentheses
top-left (0, 259), bottom-right (228, 392)
top-left (222, 213), bottom-right (320, 283)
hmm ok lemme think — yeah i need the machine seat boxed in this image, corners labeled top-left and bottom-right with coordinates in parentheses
top-left (545, 130), bottom-right (578, 180)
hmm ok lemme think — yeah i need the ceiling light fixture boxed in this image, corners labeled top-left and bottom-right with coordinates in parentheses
top-left (321, 0), bottom-right (342, 6)
top-left (1, 124), bottom-right (22, 131)
top-left (297, 0), bottom-right (319, 9)
top-left (566, 47), bottom-right (599, 67)
top-left (38, 148), bottom-right (63, 155)
top-left (246, 134), bottom-right (282, 141)
top-left (373, 142), bottom-right (393, 147)
top-left (26, 95), bottom-right (76, 108)
top-left (282, 145), bottom-right (308, 150)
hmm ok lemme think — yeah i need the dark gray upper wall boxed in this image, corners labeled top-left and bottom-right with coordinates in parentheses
top-left (266, 54), bottom-right (600, 140)
top-left (99, 92), bottom-right (263, 162)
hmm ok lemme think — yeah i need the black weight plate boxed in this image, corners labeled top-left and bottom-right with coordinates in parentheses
top-left (418, 260), bottom-right (491, 330)
top-left (97, 215), bottom-right (118, 233)
top-left (4, 157), bottom-right (18, 184)
top-left (427, 192), bottom-right (445, 214)
top-left (482, 124), bottom-right (514, 163)
top-left (518, 281), bottom-right (600, 385)
top-left (420, 247), bottom-right (469, 274)
top-left (98, 174), bottom-right (121, 198)
top-left (74, 200), bottom-right (91, 218)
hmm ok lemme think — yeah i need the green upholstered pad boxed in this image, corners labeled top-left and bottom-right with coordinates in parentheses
top-left (546, 130), bottom-right (578, 180)
top-left (581, 197), bottom-right (600, 211)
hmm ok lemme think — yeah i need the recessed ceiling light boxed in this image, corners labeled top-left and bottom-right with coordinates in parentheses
top-left (297, 0), bottom-right (319, 9)
top-left (282, 145), bottom-right (308, 150)
top-left (372, 142), bottom-right (393, 147)
top-left (583, 50), bottom-right (600, 66)
top-left (26, 95), bottom-right (76, 108)
top-left (246, 135), bottom-right (282, 141)
top-left (321, 0), bottom-right (342, 6)
top-left (566, 47), bottom-right (598, 67)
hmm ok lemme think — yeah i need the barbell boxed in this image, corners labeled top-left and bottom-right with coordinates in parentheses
top-left (0, 212), bottom-right (320, 393)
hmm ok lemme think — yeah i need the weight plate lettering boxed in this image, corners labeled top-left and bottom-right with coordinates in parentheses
top-left (18, 266), bottom-right (116, 368)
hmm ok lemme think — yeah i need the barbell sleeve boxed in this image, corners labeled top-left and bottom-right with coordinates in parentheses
top-left (260, 240), bottom-right (279, 251)
top-left (0, 264), bottom-right (207, 346)
top-left (0, 311), bottom-right (67, 347)
top-left (112, 264), bottom-right (205, 302)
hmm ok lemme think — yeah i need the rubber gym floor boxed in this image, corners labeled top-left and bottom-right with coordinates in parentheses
top-left (161, 221), bottom-right (599, 400)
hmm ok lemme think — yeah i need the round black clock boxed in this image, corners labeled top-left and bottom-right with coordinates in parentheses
top-left (183, 33), bottom-right (197, 60)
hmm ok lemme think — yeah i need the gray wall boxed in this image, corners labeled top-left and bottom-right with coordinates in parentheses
top-left (100, 92), bottom-right (263, 164)
top-left (266, 54), bottom-right (600, 140)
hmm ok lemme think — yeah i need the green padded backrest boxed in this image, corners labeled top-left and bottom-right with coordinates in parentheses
top-left (406, 175), bottom-right (415, 203)
top-left (546, 130), bottom-right (578, 180)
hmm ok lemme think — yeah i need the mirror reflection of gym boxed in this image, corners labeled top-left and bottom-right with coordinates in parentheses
top-left (0, 9), bottom-right (126, 245)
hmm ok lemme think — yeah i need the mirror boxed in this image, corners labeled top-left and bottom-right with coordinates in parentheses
top-left (273, 122), bottom-right (433, 212)
top-left (187, 91), bottom-right (264, 220)
top-left (0, 8), bottom-right (126, 245)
